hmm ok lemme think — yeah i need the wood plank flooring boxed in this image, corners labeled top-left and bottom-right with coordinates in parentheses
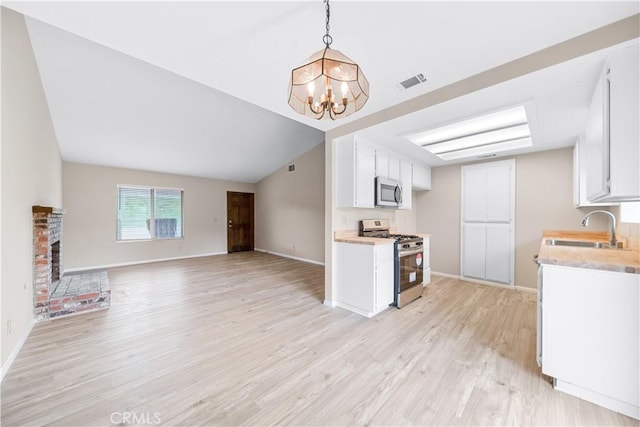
top-left (1, 251), bottom-right (636, 426)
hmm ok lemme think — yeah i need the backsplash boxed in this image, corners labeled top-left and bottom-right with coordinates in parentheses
top-left (334, 205), bottom-right (417, 233)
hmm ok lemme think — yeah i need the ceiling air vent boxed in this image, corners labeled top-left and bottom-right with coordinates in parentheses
top-left (396, 73), bottom-right (427, 91)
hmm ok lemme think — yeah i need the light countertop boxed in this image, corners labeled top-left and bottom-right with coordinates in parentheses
top-left (537, 230), bottom-right (640, 274)
top-left (334, 230), bottom-right (431, 246)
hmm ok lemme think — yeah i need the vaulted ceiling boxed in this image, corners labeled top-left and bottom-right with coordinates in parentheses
top-left (4, 1), bottom-right (639, 182)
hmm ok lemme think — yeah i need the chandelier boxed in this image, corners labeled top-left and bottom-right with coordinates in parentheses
top-left (288, 0), bottom-right (369, 120)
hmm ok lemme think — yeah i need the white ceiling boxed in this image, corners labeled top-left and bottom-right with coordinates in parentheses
top-left (3, 1), bottom-right (639, 181)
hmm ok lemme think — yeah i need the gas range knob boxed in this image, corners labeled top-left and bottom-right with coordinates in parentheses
top-left (402, 243), bottom-right (410, 249)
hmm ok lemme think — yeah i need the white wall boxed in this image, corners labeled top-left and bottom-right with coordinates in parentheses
top-left (1, 8), bottom-right (63, 368)
top-left (255, 143), bottom-right (325, 264)
top-left (62, 162), bottom-right (254, 270)
top-left (413, 148), bottom-right (612, 289)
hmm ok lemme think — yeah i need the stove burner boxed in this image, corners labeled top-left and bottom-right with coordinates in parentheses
top-left (389, 234), bottom-right (420, 240)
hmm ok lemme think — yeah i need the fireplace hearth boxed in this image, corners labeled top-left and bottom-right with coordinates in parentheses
top-left (32, 205), bottom-right (110, 320)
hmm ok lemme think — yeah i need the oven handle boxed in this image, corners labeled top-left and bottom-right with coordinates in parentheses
top-left (399, 248), bottom-right (424, 257)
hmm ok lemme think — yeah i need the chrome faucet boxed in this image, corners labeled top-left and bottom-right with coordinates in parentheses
top-left (581, 210), bottom-right (617, 247)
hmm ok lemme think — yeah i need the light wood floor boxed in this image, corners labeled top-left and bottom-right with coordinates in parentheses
top-left (1, 251), bottom-right (636, 426)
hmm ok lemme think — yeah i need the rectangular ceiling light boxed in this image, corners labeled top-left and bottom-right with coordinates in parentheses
top-left (406, 105), bottom-right (533, 160)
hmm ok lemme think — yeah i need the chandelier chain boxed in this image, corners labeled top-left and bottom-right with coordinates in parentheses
top-left (322, 0), bottom-right (332, 48)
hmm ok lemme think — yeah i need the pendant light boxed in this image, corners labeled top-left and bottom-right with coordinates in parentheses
top-left (288, 0), bottom-right (369, 120)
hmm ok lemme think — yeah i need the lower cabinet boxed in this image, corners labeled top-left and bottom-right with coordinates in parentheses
top-left (334, 242), bottom-right (394, 317)
top-left (422, 236), bottom-right (431, 286)
top-left (539, 264), bottom-right (640, 419)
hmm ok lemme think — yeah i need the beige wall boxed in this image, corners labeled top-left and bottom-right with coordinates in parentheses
top-left (414, 147), bottom-right (613, 289)
top-left (255, 143), bottom-right (325, 264)
top-left (1, 8), bottom-right (64, 367)
top-left (63, 162), bottom-right (254, 270)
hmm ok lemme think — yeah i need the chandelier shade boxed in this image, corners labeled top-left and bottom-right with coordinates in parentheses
top-left (287, 0), bottom-right (369, 120)
top-left (288, 47), bottom-right (369, 120)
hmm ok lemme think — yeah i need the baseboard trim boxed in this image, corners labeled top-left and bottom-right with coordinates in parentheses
top-left (333, 301), bottom-right (376, 318)
top-left (64, 252), bottom-right (227, 273)
top-left (1, 317), bottom-right (35, 382)
top-left (323, 299), bottom-right (335, 308)
top-left (555, 379), bottom-right (639, 420)
top-left (254, 248), bottom-right (325, 266)
top-left (431, 271), bottom-right (459, 280)
top-left (431, 271), bottom-right (536, 294)
top-left (515, 285), bottom-right (537, 294)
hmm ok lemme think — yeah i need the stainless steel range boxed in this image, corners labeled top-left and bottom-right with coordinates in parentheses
top-left (359, 219), bottom-right (424, 308)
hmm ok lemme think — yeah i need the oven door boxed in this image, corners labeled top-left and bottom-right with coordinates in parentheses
top-left (398, 247), bottom-right (424, 293)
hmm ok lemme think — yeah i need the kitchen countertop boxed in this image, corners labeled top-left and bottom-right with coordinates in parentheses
top-left (537, 230), bottom-right (640, 274)
top-left (334, 230), bottom-right (431, 245)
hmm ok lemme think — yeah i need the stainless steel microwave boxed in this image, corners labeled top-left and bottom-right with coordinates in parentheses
top-left (375, 176), bottom-right (402, 207)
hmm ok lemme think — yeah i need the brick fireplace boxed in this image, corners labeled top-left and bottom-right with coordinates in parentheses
top-left (32, 205), bottom-right (110, 320)
top-left (33, 205), bottom-right (64, 320)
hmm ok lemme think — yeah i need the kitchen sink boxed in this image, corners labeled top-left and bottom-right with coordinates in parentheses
top-left (545, 239), bottom-right (626, 250)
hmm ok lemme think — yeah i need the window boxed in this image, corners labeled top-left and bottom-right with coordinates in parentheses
top-left (117, 186), bottom-right (183, 241)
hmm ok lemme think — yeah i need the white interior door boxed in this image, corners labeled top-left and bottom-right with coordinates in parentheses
top-left (461, 159), bottom-right (515, 285)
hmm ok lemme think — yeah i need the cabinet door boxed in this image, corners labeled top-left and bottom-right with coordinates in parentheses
top-left (412, 162), bottom-right (431, 190)
top-left (423, 237), bottom-right (431, 286)
top-left (585, 65), bottom-right (608, 200)
top-left (462, 167), bottom-right (487, 222)
top-left (608, 45), bottom-right (640, 200)
top-left (486, 163), bottom-right (512, 222)
top-left (375, 149), bottom-right (389, 178)
top-left (485, 224), bottom-right (511, 284)
top-left (399, 159), bottom-right (412, 210)
top-left (388, 155), bottom-right (401, 181)
top-left (461, 160), bottom-right (515, 285)
top-left (573, 138), bottom-right (614, 207)
top-left (374, 244), bottom-right (394, 313)
top-left (355, 142), bottom-right (375, 208)
top-left (462, 223), bottom-right (486, 280)
top-left (542, 265), bottom-right (639, 409)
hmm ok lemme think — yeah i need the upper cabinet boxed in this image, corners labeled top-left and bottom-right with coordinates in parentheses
top-left (573, 138), bottom-right (615, 207)
top-left (336, 136), bottom-right (376, 208)
top-left (586, 45), bottom-right (640, 202)
top-left (375, 149), bottom-right (401, 181)
top-left (336, 136), bottom-right (428, 209)
top-left (412, 161), bottom-right (432, 190)
top-left (399, 158), bottom-right (412, 210)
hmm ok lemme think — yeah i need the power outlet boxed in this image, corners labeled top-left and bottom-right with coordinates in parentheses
top-left (7, 319), bottom-right (12, 335)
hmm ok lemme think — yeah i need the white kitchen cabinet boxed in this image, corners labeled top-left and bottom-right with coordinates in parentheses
top-left (399, 158), bottom-right (412, 210)
top-left (388, 155), bottom-right (400, 181)
top-left (540, 264), bottom-right (640, 419)
top-left (586, 45), bottom-right (640, 202)
top-left (573, 138), bottom-right (615, 207)
top-left (412, 161), bottom-right (431, 190)
top-left (375, 148), bottom-right (401, 182)
top-left (336, 136), bottom-right (376, 208)
top-left (334, 242), bottom-right (395, 317)
top-left (422, 237), bottom-right (431, 286)
top-left (375, 149), bottom-right (389, 179)
top-left (461, 160), bottom-right (514, 285)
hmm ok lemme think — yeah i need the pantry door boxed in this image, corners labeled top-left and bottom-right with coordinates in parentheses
top-left (461, 159), bottom-right (515, 285)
